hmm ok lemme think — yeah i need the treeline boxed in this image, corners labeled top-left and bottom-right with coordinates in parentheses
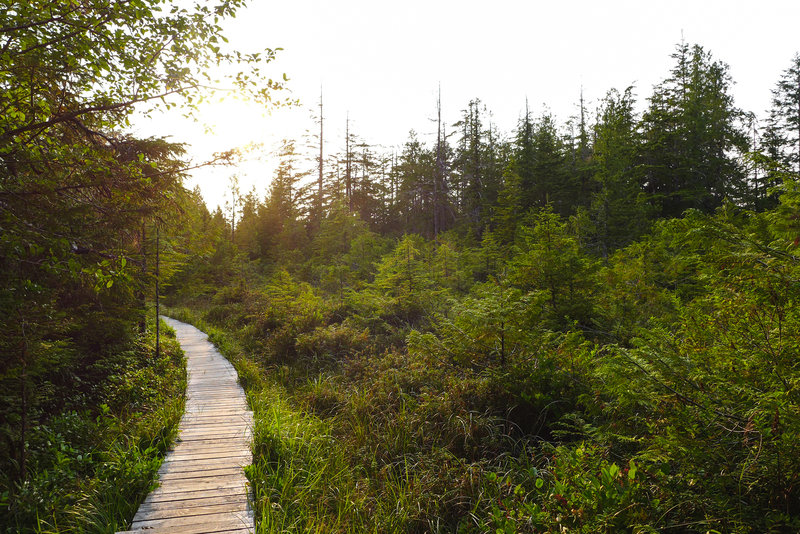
top-left (163, 46), bottom-right (800, 531)
top-left (225, 43), bottom-right (799, 263)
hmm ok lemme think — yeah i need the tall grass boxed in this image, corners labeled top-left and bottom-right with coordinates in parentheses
top-left (161, 305), bottom-right (513, 533)
top-left (247, 384), bottom-right (362, 532)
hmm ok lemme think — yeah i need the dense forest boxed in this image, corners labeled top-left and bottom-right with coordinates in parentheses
top-left (2, 0), bottom-right (800, 532)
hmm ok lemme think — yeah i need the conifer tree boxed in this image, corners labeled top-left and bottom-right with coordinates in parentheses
top-left (352, 142), bottom-right (382, 227)
top-left (234, 188), bottom-right (261, 258)
top-left (453, 100), bottom-right (506, 234)
top-left (482, 117), bottom-right (506, 223)
top-left (530, 112), bottom-right (569, 214)
top-left (257, 141), bottom-right (308, 262)
top-left (455, 99), bottom-right (486, 228)
top-left (396, 131), bottom-right (435, 237)
top-left (433, 89), bottom-right (450, 238)
top-left (589, 88), bottom-right (651, 256)
top-left (493, 162), bottom-right (524, 246)
top-left (640, 42), bottom-right (748, 217)
top-left (345, 114), bottom-right (354, 212)
top-left (569, 89), bottom-right (596, 208)
top-left (515, 100), bottom-right (537, 212)
top-left (765, 53), bottom-right (800, 175)
top-left (318, 89), bottom-right (325, 217)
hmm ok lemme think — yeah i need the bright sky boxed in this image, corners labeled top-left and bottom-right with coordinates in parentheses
top-left (133, 0), bottom-right (800, 211)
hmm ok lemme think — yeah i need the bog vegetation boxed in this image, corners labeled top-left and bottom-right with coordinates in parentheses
top-left (2, 0), bottom-right (800, 532)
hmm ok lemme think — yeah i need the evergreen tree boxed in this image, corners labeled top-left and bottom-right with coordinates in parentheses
top-left (482, 117), bottom-right (506, 224)
top-left (453, 100), bottom-right (505, 234)
top-left (344, 114), bottom-right (354, 212)
top-left (433, 89), bottom-right (453, 238)
top-left (493, 161), bottom-right (524, 247)
top-left (530, 112), bottom-right (570, 214)
top-left (396, 131), bottom-right (436, 237)
top-left (455, 99), bottom-right (486, 228)
top-left (257, 141), bottom-right (308, 263)
top-left (640, 42), bottom-right (748, 217)
top-left (234, 187), bottom-right (261, 259)
top-left (351, 142), bottom-right (383, 228)
top-left (369, 152), bottom-right (398, 234)
top-left (589, 88), bottom-right (651, 256)
top-left (765, 53), bottom-right (800, 175)
top-left (509, 208), bottom-right (596, 329)
top-left (564, 89), bottom-right (595, 210)
top-left (515, 101), bottom-right (537, 212)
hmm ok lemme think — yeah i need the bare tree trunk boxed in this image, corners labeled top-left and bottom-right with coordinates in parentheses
top-left (155, 225), bottom-right (160, 359)
top-left (139, 223), bottom-right (147, 333)
top-left (228, 175), bottom-right (240, 242)
top-left (434, 88), bottom-right (443, 240)
top-left (318, 87), bottom-right (324, 216)
top-left (346, 114), bottom-right (352, 212)
top-left (18, 329), bottom-right (28, 483)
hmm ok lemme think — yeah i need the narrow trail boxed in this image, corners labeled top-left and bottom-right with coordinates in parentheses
top-left (118, 317), bottom-right (254, 534)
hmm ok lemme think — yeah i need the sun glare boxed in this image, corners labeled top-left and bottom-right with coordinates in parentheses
top-left (136, 91), bottom-right (305, 210)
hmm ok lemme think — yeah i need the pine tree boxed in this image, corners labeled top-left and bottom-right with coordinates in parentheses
top-left (318, 89), bottom-right (325, 216)
top-left (352, 141), bottom-right (382, 227)
top-left (452, 100), bottom-right (506, 234)
top-left (345, 114), bottom-right (354, 212)
top-left (257, 141), bottom-right (309, 262)
top-left (565, 89), bottom-right (595, 211)
top-left (234, 187), bottom-right (261, 258)
top-left (433, 88), bottom-right (451, 238)
top-left (483, 116), bottom-right (505, 224)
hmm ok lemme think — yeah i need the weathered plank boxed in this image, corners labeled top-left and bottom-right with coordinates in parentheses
top-left (136, 493), bottom-right (249, 513)
top-left (173, 438), bottom-right (250, 450)
top-left (116, 317), bottom-right (254, 534)
top-left (130, 512), bottom-right (253, 531)
top-left (147, 475), bottom-right (248, 495)
top-left (141, 486), bottom-right (247, 504)
top-left (133, 502), bottom-right (251, 522)
top-left (118, 528), bottom-right (250, 534)
top-left (165, 442), bottom-right (251, 454)
top-left (158, 458), bottom-right (251, 475)
top-left (157, 467), bottom-right (245, 482)
top-left (163, 447), bottom-right (249, 459)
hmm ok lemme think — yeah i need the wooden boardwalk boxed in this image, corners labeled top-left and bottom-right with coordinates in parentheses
top-left (118, 317), bottom-right (254, 534)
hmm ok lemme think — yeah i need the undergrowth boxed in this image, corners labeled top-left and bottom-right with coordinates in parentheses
top-left (164, 303), bottom-right (662, 533)
top-left (0, 317), bottom-right (185, 534)
top-left (163, 202), bottom-right (800, 532)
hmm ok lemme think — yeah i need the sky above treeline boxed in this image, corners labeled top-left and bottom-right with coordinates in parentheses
top-left (133, 0), bottom-right (800, 210)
